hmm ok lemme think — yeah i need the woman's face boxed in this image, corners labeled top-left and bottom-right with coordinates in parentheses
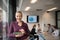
top-left (15, 13), bottom-right (22, 21)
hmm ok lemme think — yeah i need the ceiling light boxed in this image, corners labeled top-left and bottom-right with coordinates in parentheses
top-left (30, 0), bottom-right (37, 4)
top-left (25, 7), bottom-right (31, 11)
top-left (47, 7), bottom-right (57, 11)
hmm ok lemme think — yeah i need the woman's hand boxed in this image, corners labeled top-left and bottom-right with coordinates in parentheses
top-left (15, 29), bottom-right (25, 37)
top-left (19, 29), bottom-right (25, 34)
top-left (15, 34), bottom-right (20, 37)
top-left (15, 34), bottom-right (23, 37)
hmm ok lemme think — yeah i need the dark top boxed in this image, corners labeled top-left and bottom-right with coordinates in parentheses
top-left (8, 21), bottom-right (30, 40)
top-left (30, 28), bottom-right (36, 35)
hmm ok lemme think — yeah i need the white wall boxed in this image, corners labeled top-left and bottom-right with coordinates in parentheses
top-left (42, 11), bottom-right (56, 31)
top-left (22, 11), bottom-right (56, 32)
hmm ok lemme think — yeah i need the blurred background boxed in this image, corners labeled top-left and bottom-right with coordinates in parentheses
top-left (0, 0), bottom-right (60, 40)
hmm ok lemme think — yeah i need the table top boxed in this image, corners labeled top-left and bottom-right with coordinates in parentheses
top-left (43, 32), bottom-right (60, 40)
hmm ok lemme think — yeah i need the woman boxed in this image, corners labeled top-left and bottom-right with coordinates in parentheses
top-left (30, 24), bottom-right (39, 40)
top-left (30, 24), bottom-right (36, 35)
top-left (8, 11), bottom-right (30, 40)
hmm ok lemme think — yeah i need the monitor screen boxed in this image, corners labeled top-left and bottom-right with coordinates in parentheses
top-left (27, 15), bottom-right (39, 23)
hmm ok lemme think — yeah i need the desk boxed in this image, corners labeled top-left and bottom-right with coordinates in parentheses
top-left (43, 32), bottom-right (60, 40)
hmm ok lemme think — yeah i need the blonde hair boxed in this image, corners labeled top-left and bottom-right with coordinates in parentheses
top-left (16, 11), bottom-right (22, 14)
top-left (15, 11), bottom-right (23, 16)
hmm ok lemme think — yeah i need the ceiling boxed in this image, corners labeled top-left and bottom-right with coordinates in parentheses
top-left (0, 0), bottom-right (60, 12)
top-left (18, 0), bottom-right (60, 12)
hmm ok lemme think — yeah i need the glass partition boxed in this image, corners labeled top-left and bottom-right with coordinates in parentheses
top-left (0, 0), bottom-right (9, 40)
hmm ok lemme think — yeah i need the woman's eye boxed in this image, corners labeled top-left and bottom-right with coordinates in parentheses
top-left (17, 16), bottom-right (20, 17)
top-left (17, 16), bottom-right (18, 17)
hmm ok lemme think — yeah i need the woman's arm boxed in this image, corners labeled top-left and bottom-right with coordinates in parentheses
top-left (22, 24), bottom-right (30, 38)
top-left (8, 22), bottom-right (15, 37)
top-left (25, 24), bottom-right (30, 36)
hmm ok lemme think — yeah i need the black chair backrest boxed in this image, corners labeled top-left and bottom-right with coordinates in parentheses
top-left (59, 30), bottom-right (60, 36)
